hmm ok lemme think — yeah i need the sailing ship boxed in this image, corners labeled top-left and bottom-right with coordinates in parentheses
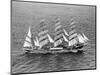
top-left (23, 26), bottom-right (34, 53)
top-left (23, 18), bottom-right (89, 54)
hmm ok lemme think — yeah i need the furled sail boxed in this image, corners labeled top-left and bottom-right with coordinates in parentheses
top-left (39, 39), bottom-right (49, 48)
top-left (23, 26), bottom-right (33, 49)
top-left (55, 21), bottom-right (61, 26)
top-left (69, 29), bottom-right (76, 35)
top-left (38, 19), bottom-right (49, 48)
top-left (70, 21), bottom-right (76, 26)
top-left (38, 30), bottom-right (48, 36)
top-left (54, 17), bottom-right (63, 47)
top-left (54, 33), bottom-right (63, 41)
top-left (39, 34), bottom-right (48, 42)
top-left (69, 33), bottom-right (77, 40)
top-left (55, 25), bottom-right (62, 31)
top-left (70, 25), bottom-right (76, 29)
top-left (68, 19), bottom-right (77, 41)
top-left (68, 19), bottom-right (79, 47)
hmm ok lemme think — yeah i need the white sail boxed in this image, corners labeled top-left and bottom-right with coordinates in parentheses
top-left (54, 33), bottom-right (63, 40)
top-left (68, 39), bottom-right (74, 46)
top-left (27, 26), bottom-right (31, 38)
top-left (39, 35), bottom-right (47, 42)
top-left (38, 30), bottom-right (48, 36)
top-left (54, 17), bottom-right (64, 47)
top-left (62, 34), bottom-right (68, 42)
top-left (39, 39), bottom-right (49, 48)
top-left (77, 34), bottom-right (85, 43)
top-left (70, 25), bottom-right (76, 29)
top-left (55, 29), bottom-right (62, 35)
top-left (23, 26), bottom-right (32, 48)
top-left (25, 37), bottom-right (31, 43)
top-left (74, 38), bottom-right (78, 45)
top-left (55, 22), bottom-right (60, 26)
top-left (55, 25), bottom-right (61, 31)
top-left (82, 33), bottom-right (89, 42)
top-left (36, 37), bottom-right (39, 45)
top-left (34, 37), bottom-right (40, 46)
top-left (69, 29), bottom-right (76, 35)
top-left (69, 33), bottom-right (77, 40)
top-left (54, 39), bottom-right (62, 47)
top-left (70, 21), bottom-right (76, 26)
top-left (34, 39), bottom-right (37, 46)
top-left (68, 38), bottom-right (77, 46)
top-left (47, 34), bottom-right (54, 43)
top-left (38, 19), bottom-right (50, 48)
top-left (63, 29), bottom-right (69, 36)
top-left (23, 41), bottom-right (32, 48)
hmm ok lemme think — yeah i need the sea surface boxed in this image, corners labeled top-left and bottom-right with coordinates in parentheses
top-left (11, 43), bottom-right (96, 74)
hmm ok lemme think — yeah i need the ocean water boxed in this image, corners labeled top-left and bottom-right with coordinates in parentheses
top-left (11, 43), bottom-right (96, 74)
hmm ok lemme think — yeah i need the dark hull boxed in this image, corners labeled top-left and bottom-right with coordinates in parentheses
top-left (24, 45), bottom-right (86, 54)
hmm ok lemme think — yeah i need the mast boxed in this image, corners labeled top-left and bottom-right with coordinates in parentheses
top-left (38, 19), bottom-right (49, 49)
top-left (68, 18), bottom-right (89, 47)
top-left (54, 17), bottom-right (63, 47)
top-left (23, 26), bottom-right (33, 50)
top-left (68, 19), bottom-right (78, 47)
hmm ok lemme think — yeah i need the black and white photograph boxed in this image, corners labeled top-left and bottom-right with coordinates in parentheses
top-left (11, 0), bottom-right (96, 74)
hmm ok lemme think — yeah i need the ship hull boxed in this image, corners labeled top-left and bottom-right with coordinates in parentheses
top-left (24, 43), bottom-right (89, 54)
top-left (24, 46), bottom-right (86, 54)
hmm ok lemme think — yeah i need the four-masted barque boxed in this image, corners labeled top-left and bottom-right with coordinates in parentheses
top-left (23, 17), bottom-right (89, 54)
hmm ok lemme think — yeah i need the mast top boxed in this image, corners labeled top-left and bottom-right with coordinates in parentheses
top-left (27, 26), bottom-right (32, 38)
top-left (55, 17), bottom-right (61, 23)
top-left (40, 19), bottom-right (46, 23)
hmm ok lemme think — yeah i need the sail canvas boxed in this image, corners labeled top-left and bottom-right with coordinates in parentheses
top-left (62, 34), bottom-right (68, 42)
top-left (11, 0), bottom-right (96, 75)
top-left (47, 34), bottom-right (54, 43)
top-left (23, 26), bottom-right (32, 49)
top-left (77, 34), bottom-right (85, 43)
top-left (63, 29), bottom-right (69, 36)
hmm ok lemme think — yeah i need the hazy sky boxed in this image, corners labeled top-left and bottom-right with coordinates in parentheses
top-left (12, 1), bottom-right (96, 43)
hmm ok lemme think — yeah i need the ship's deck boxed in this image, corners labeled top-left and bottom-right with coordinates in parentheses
top-left (25, 48), bottom-right (86, 54)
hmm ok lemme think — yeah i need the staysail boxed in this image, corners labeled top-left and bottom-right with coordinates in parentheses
top-left (82, 33), bottom-right (89, 42)
top-left (34, 37), bottom-right (40, 46)
top-left (63, 29), bottom-right (69, 36)
top-left (47, 34), bottom-right (54, 43)
top-left (23, 26), bottom-right (33, 49)
top-left (62, 34), bottom-right (68, 42)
